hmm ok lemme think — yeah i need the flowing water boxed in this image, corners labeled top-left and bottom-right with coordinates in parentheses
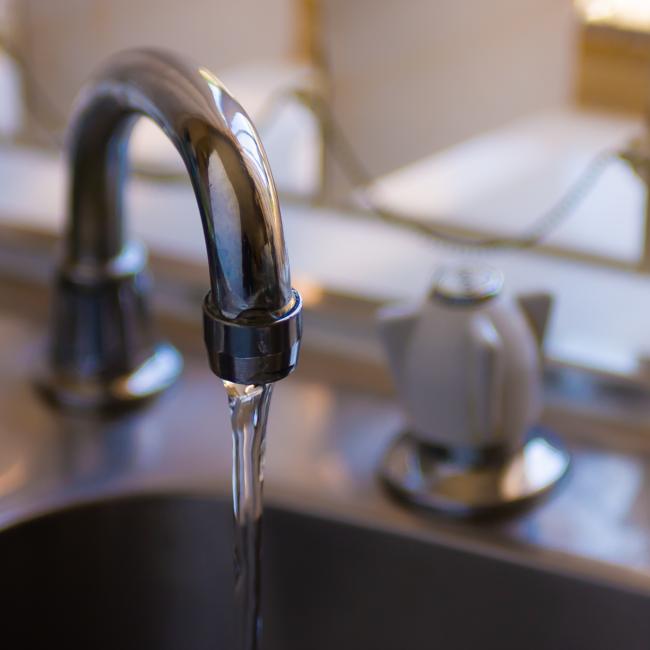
top-left (224, 381), bottom-right (274, 650)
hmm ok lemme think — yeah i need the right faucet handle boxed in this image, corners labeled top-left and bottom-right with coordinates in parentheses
top-left (377, 264), bottom-right (570, 517)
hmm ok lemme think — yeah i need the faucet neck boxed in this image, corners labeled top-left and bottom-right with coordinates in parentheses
top-left (65, 49), bottom-right (292, 321)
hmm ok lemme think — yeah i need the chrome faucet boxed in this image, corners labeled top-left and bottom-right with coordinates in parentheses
top-left (37, 49), bottom-right (302, 409)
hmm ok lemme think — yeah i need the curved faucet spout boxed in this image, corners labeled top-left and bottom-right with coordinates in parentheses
top-left (40, 49), bottom-right (302, 409)
top-left (67, 48), bottom-right (293, 320)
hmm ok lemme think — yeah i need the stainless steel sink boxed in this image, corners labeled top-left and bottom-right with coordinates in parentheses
top-left (3, 232), bottom-right (650, 649)
top-left (1, 493), bottom-right (650, 650)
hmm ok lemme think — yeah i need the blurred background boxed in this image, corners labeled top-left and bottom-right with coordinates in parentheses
top-left (3, 1), bottom-right (647, 169)
top-left (3, 0), bottom-right (650, 381)
top-left (1, 0), bottom-right (578, 178)
top-left (0, 2), bottom-right (647, 189)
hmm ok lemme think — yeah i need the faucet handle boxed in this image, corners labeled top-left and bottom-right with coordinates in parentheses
top-left (37, 240), bottom-right (182, 409)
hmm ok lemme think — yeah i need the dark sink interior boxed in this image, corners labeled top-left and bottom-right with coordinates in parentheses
top-left (1, 493), bottom-right (650, 650)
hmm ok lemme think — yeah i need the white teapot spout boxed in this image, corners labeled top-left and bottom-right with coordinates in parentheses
top-left (377, 302), bottom-right (420, 389)
top-left (517, 292), bottom-right (553, 349)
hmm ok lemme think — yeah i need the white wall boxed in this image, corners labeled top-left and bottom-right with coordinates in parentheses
top-left (15, 0), bottom-right (578, 181)
top-left (17, 0), bottom-right (297, 116)
top-left (321, 0), bottom-right (578, 178)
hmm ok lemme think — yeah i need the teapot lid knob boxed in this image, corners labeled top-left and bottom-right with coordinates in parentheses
top-left (432, 264), bottom-right (503, 306)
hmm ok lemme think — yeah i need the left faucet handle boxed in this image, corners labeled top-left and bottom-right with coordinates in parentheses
top-left (36, 239), bottom-right (183, 410)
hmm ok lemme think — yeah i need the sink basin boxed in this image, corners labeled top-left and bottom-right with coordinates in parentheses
top-left (1, 493), bottom-right (650, 650)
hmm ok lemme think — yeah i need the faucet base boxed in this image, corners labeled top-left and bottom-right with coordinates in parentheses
top-left (36, 342), bottom-right (183, 411)
top-left (380, 428), bottom-right (570, 518)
